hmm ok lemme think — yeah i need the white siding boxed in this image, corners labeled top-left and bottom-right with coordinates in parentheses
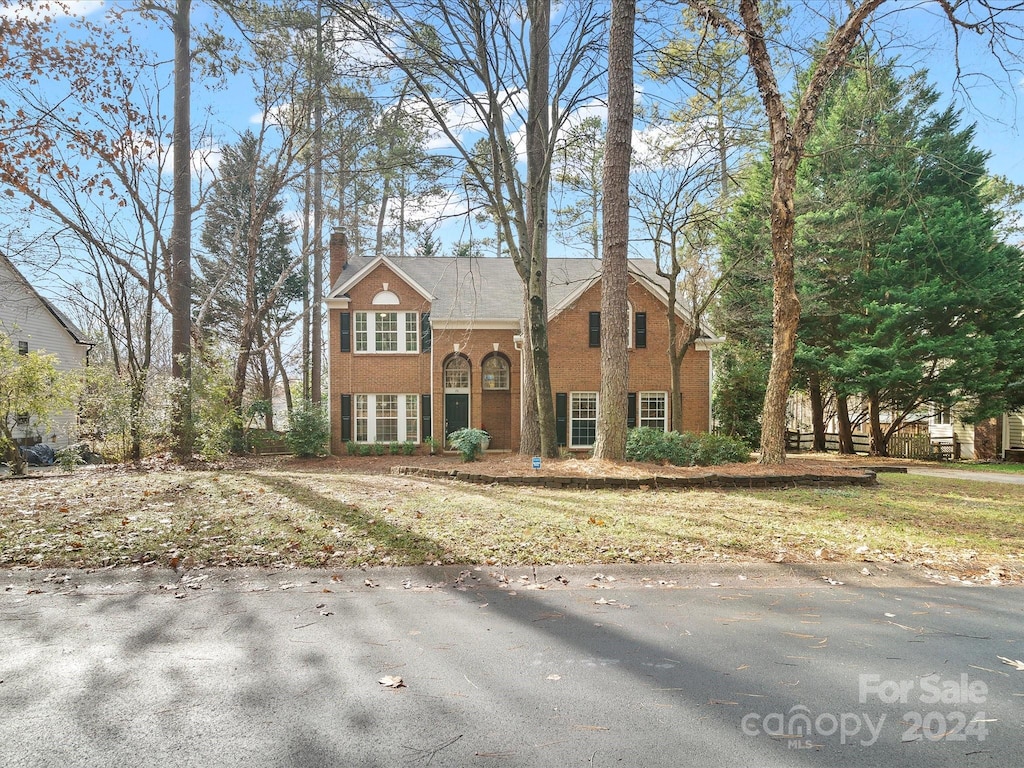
top-left (1009, 411), bottom-right (1024, 449)
top-left (0, 258), bottom-right (89, 445)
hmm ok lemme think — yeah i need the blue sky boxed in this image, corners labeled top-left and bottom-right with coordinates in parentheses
top-left (9, 0), bottom-right (1024, 258)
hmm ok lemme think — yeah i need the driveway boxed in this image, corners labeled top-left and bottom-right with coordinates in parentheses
top-left (905, 466), bottom-right (1024, 484)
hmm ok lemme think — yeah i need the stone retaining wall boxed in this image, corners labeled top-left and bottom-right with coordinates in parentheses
top-left (391, 466), bottom-right (878, 490)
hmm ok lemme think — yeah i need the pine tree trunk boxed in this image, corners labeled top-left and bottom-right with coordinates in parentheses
top-left (169, 0), bottom-right (194, 461)
top-left (868, 391), bottom-right (887, 456)
top-left (310, 2), bottom-right (324, 405)
top-left (809, 373), bottom-right (826, 452)
top-left (593, 0), bottom-right (634, 461)
top-left (836, 393), bottom-right (854, 454)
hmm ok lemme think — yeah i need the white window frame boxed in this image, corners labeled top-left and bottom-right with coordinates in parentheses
top-left (444, 356), bottom-right (470, 391)
top-left (354, 311), bottom-right (419, 353)
top-left (627, 301), bottom-right (633, 349)
top-left (570, 391), bottom-right (598, 448)
top-left (482, 356), bottom-right (509, 391)
top-left (353, 394), bottom-right (419, 443)
top-left (639, 391), bottom-right (668, 431)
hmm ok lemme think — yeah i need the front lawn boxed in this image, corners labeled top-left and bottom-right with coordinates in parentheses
top-left (1, 459), bottom-right (1020, 580)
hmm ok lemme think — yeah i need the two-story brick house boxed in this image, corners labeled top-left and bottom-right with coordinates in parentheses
top-left (326, 230), bottom-right (719, 455)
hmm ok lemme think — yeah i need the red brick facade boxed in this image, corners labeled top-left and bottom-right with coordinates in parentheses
top-left (327, 249), bottom-right (713, 455)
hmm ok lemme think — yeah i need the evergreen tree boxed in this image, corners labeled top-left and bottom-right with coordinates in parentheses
top-left (720, 53), bottom-right (1024, 456)
top-left (800, 55), bottom-right (1024, 455)
top-left (196, 130), bottom-right (301, 446)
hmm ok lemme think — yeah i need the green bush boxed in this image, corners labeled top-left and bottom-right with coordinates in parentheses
top-left (447, 427), bottom-right (489, 462)
top-left (691, 433), bottom-right (752, 465)
top-left (345, 440), bottom-right (359, 455)
top-left (55, 445), bottom-right (85, 474)
top-left (625, 427), bottom-right (750, 466)
top-left (401, 441), bottom-right (416, 455)
top-left (285, 401), bottom-right (330, 457)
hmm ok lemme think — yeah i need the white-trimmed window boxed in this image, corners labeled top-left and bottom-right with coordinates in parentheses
top-left (482, 356), bottom-right (509, 390)
top-left (354, 394), bottom-right (419, 442)
top-left (570, 392), bottom-right (598, 448)
top-left (639, 391), bottom-right (667, 430)
top-left (354, 311), bottom-right (419, 353)
top-left (444, 356), bottom-right (470, 390)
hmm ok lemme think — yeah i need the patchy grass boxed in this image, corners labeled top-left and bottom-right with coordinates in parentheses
top-left (0, 463), bottom-right (1021, 580)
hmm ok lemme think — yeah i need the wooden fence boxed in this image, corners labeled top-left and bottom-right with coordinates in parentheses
top-left (786, 431), bottom-right (957, 460)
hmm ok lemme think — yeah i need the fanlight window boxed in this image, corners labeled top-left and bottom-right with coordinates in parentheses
top-left (482, 356), bottom-right (509, 390)
top-left (444, 356), bottom-right (470, 390)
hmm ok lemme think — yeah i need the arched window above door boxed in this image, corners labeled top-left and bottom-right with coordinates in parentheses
top-left (444, 355), bottom-right (470, 391)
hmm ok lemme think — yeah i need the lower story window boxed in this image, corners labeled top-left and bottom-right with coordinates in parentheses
top-left (639, 392), bottom-right (667, 430)
top-left (354, 394), bottom-right (419, 442)
top-left (570, 392), bottom-right (598, 448)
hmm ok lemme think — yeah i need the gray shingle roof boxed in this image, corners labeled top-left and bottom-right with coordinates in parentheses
top-left (340, 255), bottom-right (670, 325)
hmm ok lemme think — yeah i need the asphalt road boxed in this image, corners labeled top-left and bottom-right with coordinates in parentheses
top-left (904, 466), bottom-right (1024, 484)
top-left (2, 564), bottom-right (1021, 768)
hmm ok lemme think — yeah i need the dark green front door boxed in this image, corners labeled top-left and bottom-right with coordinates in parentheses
top-left (444, 394), bottom-right (469, 442)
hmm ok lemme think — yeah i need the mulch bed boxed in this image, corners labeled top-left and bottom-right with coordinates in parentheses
top-left (272, 452), bottom-right (882, 489)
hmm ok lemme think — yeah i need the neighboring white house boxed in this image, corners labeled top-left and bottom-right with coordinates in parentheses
top-left (0, 253), bottom-right (92, 446)
top-left (929, 408), bottom-right (1024, 460)
top-left (1003, 411), bottom-right (1024, 453)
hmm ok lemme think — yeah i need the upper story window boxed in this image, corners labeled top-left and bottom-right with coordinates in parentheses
top-left (354, 311), bottom-right (419, 353)
top-left (588, 303), bottom-right (636, 349)
top-left (18, 341), bottom-right (28, 355)
top-left (482, 355), bottom-right (510, 390)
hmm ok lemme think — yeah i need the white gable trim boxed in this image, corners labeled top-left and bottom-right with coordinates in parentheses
top-left (544, 262), bottom-right (720, 342)
top-left (547, 272), bottom-right (600, 320)
top-left (329, 255), bottom-right (433, 303)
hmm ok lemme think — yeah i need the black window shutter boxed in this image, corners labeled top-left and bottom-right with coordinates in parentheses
top-left (588, 311), bottom-right (601, 348)
top-left (340, 394), bottom-right (352, 441)
top-left (635, 312), bottom-right (647, 349)
top-left (421, 312), bottom-right (431, 353)
top-left (421, 394), bottom-right (432, 439)
top-left (627, 393), bottom-right (637, 430)
top-left (556, 393), bottom-right (568, 446)
top-left (340, 312), bottom-right (351, 353)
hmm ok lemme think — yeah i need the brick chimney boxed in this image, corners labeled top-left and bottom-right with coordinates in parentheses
top-left (329, 227), bottom-right (348, 289)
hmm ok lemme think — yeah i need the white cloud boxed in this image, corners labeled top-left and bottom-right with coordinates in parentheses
top-left (0, 0), bottom-right (105, 21)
